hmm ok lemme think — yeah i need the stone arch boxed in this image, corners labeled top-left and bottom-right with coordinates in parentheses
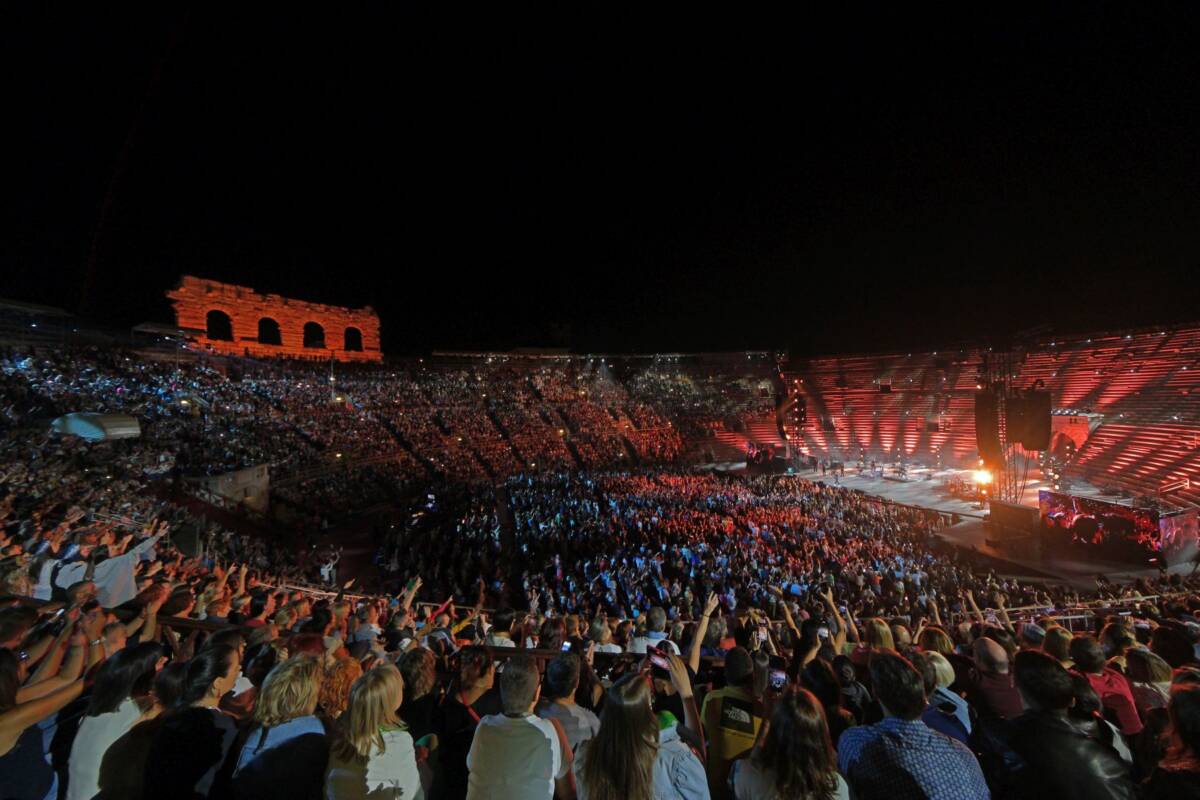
top-left (168, 276), bottom-right (382, 362)
top-left (344, 326), bottom-right (363, 352)
top-left (206, 309), bottom-right (234, 341)
top-left (258, 317), bottom-right (282, 346)
top-left (303, 321), bottom-right (326, 349)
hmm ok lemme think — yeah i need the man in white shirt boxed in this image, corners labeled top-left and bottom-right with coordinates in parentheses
top-left (36, 531), bottom-right (165, 607)
top-left (483, 607), bottom-right (517, 648)
top-left (629, 606), bottom-right (680, 655)
top-left (535, 654), bottom-right (600, 752)
top-left (467, 655), bottom-right (576, 799)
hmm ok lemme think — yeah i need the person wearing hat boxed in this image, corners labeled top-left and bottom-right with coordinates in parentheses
top-left (701, 646), bottom-right (763, 799)
top-left (1018, 622), bottom-right (1045, 651)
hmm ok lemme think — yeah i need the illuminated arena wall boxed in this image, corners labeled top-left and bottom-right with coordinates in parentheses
top-left (168, 275), bottom-right (381, 362)
top-left (784, 349), bottom-right (985, 467)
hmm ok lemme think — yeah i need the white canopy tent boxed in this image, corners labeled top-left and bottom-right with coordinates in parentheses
top-left (51, 412), bottom-right (141, 441)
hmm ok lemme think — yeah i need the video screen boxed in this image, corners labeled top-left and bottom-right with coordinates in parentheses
top-left (1161, 509), bottom-right (1199, 569)
top-left (1038, 490), bottom-right (1162, 565)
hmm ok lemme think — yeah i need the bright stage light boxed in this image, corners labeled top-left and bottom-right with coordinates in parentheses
top-left (973, 469), bottom-right (993, 485)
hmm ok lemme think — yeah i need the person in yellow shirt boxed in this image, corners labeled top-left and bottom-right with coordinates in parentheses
top-left (700, 646), bottom-right (763, 800)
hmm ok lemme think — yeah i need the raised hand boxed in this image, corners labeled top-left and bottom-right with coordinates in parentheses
top-left (69, 624), bottom-right (89, 649)
top-left (146, 587), bottom-right (168, 614)
top-left (82, 608), bottom-right (106, 640)
top-left (664, 652), bottom-right (694, 699)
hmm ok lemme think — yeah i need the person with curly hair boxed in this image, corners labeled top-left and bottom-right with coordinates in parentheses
top-left (320, 655), bottom-right (363, 720)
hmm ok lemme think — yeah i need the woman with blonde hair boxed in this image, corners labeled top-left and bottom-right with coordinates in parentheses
top-left (914, 651), bottom-right (972, 744)
top-left (1041, 625), bottom-right (1074, 667)
top-left (849, 618), bottom-right (894, 667)
top-left (915, 626), bottom-right (955, 656)
top-left (326, 662), bottom-right (423, 799)
top-left (231, 653), bottom-right (329, 800)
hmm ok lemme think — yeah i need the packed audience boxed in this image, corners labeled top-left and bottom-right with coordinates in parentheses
top-left (3, 344), bottom-right (1200, 799)
top-left (4, 459), bottom-right (1199, 798)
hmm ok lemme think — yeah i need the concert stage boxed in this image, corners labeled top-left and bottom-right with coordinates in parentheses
top-left (827, 466), bottom-right (1195, 589)
top-left (832, 466), bottom-right (1041, 518)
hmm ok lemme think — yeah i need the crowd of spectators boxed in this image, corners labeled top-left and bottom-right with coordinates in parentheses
top-left (4, 463), bottom-right (1200, 798)
top-left (3, 345), bottom-right (1200, 798)
top-left (622, 367), bottom-right (775, 441)
top-left (1, 347), bottom-right (732, 530)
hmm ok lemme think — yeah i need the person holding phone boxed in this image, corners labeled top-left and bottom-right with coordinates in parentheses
top-left (574, 652), bottom-right (707, 800)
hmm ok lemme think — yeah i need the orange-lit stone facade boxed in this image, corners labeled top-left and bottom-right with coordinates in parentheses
top-left (167, 275), bottom-right (382, 362)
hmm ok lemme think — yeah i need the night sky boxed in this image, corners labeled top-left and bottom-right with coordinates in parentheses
top-left (5, 7), bottom-right (1200, 356)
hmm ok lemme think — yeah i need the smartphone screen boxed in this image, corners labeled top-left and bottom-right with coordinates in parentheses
top-left (769, 669), bottom-right (788, 690)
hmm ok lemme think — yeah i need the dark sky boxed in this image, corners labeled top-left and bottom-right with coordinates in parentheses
top-left (5, 6), bottom-right (1200, 356)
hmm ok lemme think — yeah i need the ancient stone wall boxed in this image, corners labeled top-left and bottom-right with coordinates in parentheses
top-left (167, 275), bottom-right (382, 362)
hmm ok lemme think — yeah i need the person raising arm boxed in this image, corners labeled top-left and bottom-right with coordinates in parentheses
top-left (688, 592), bottom-right (721, 675)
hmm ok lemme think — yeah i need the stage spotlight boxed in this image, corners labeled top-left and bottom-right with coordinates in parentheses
top-left (973, 469), bottom-right (993, 485)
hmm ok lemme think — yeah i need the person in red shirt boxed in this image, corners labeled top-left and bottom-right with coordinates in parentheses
top-left (1070, 635), bottom-right (1143, 736)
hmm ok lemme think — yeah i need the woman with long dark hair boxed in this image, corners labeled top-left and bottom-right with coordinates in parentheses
top-left (95, 661), bottom-right (189, 800)
top-left (143, 644), bottom-right (241, 799)
top-left (800, 659), bottom-right (855, 746)
top-left (539, 616), bottom-right (567, 652)
top-left (732, 689), bottom-right (848, 800)
top-left (68, 642), bottom-right (164, 800)
top-left (574, 658), bottom-right (707, 800)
